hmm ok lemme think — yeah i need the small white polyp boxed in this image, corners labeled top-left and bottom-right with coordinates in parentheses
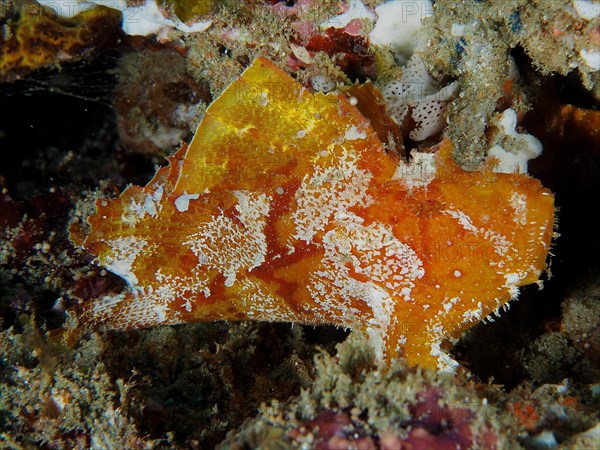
top-left (488, 109), bottom-right (543, 174)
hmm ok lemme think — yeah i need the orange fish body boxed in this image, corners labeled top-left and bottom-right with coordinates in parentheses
top-left (66, 57), bottom-right (554, 371)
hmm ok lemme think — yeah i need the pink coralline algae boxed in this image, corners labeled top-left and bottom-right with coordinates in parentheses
top-left (289, 411), bottom-right (376, 449)
top-left (289, 387), bottom-right (498, 450)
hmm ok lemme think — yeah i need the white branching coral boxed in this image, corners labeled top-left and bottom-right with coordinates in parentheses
top-left (382, 56), bottom-right (458, 141)
top-left (487, 108), bottom-right (543, 174)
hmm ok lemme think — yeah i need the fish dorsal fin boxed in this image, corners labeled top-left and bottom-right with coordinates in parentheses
top-left (174, 57), bottom-right (388, 194)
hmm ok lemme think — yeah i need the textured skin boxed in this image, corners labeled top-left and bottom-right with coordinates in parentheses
top-left (66, 58), bottom-right (555, 371)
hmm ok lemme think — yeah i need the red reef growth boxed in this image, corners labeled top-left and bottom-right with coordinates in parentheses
top-left (400, 387), bottom-right (497, 450)
top-left (304, 27), bottom-right (375, 81)
top-left (289, 410), bottom-right (376, 450)
top-left (289, 387), bottom-right (498, 450)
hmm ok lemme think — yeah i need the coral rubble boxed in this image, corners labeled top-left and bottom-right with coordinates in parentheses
top-left (218, 335), bottom-right (512, 449)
